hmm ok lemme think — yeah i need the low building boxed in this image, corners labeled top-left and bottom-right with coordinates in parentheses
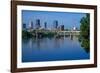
top-left (72, 26), bottom-right (77, 31)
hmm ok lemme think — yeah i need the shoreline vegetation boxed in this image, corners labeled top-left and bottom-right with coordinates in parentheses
top-left (79, 14), bottom-right (90, 53)
top-left (22, 29), bottom-right (80, 39)
top-left (22, 30), bottom-right (57, 39)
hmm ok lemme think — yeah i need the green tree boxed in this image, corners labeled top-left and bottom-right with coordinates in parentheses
top-left (22, 30), bottom-right (33, 39)
top-left (79, 14), bottom-right (90, 53)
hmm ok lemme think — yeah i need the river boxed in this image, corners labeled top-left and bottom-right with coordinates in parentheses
top-left (22, 36), bottom-right (90, 62)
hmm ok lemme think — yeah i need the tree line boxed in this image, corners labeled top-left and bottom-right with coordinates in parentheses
top-left (79, 14), bottom-right (90, 53)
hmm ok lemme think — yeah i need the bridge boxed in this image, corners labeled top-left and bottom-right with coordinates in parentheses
top-left (56, 31), bottom-right (80, 36)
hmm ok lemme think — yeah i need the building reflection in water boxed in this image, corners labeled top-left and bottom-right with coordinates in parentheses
top-left (23, 35), bottom-right (89, 54)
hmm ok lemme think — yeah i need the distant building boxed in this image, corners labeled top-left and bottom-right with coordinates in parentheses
top-left (44, 22), bottom-right (47, 29)
top-left (29, 21), bottom-right (34, 29)
top-left (22, 23), bottom-right (26, 29)
top-left (53, 20), bottom-right (58, 29)
top-left (72, 26), bottom-right (77, 31)
top-left (58, 25), bottom-right (64, 31)
top-left (60, 25), bottom-right (64, 31)
top-left (36, 19), bottom-right (41, 29)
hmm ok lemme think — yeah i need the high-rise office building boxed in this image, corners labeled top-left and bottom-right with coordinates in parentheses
top-left (53, 20), bottom-right (58, 29)
top-left (29, 21), bottom-right (34, 29)
top-left (60, 25), bottom-right (64, 31)
top-left (22, 23), bottom-right (26, 29)
top-left (36, 19), bottom-right (41, 29)
top-left (44, 22), bottom-right (47, 29)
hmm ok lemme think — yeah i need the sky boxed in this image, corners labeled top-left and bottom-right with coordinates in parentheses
top-left (22, 10), bottom-right (87, 30)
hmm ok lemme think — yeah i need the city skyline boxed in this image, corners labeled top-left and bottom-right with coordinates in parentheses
top-left (22, 10), bottom-right (87, 30)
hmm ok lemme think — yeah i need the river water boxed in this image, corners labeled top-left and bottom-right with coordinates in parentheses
top-left (22, 36), bottom-right (90, 62)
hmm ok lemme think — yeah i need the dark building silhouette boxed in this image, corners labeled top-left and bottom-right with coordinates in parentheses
top-left (44, 22), bottom-right (47, 29)
top-left (61, 25), bottom-right (64, 30)
top-left (30, 21), bottom-right (34, 29)
top-left (23, 23), bottom-right (26, 29)
top-left (53, 20), bottom-right (58, 29)
top-left (36, 19), bottom-right (41, 29)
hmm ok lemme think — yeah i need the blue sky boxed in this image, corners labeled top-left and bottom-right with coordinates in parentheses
top-left (22, 10), bottom-right (86, 30)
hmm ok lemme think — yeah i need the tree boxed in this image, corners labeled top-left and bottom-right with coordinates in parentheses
top-left (79, 14), bottom-right (90, 53)
top-left (22, 30), bottom-right (33, 39)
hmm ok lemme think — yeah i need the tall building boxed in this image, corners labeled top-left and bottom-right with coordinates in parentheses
top-left (29, 21), bottom-right (34, 29)
top-left (44, 22), bottom-right (47, 29)
top-left (22, 23), bottom-right (26, 29)
top-left (53, 20), bottom-right (58, 29)
top-left (60, 25), bottom-right (64, 31)
top-left (58, 25), bottom-right (64, 31)
top-left (36, 19), bottom-right (41, 29)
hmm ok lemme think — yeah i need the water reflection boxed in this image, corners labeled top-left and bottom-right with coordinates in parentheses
top-left (22, 35), bottom-right (90, 62)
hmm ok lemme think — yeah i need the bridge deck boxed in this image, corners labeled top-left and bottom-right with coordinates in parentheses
top-left (57, 31), bottom-right (80, 36)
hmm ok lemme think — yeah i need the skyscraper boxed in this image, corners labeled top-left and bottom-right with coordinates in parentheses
top-left (44, 22), bottom-right (47, 29)
top-left (53, 20), bottom-right (58, 29)
top-left (36, 19), bottom-right (41, 29)
top-left (29, 21), bottom-right (34, 29)
top-left (22, 23), bottom-right (26, 29)
top-left (60, 25), bottom-right (64, 31)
